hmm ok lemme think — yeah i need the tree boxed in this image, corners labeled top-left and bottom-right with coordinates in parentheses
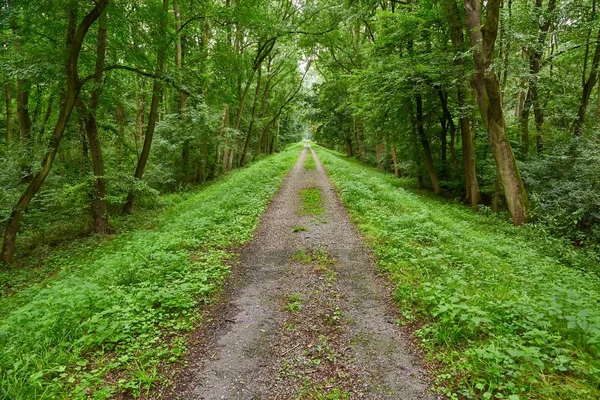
top-left (2, 0), bottom-right (109, 264)
top-left (464, 0), bottom-right (529, 225)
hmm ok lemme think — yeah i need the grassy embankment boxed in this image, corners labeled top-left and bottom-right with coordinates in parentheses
top-left (0, 144), bottom-right (301, 399)
top-left (314, 145), bottom-right (600, 400)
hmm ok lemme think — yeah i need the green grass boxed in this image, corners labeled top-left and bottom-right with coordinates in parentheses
top-left (314, 146), bottom-right (600, 400)
top-left (0, 144), bottom-right (302, 399)
top-left (292, 225), bottom-right (307, 233)
top-left (304, 156), bottom-right (316, 170)
top-left (284, 294), bottom-right (304, 312)
top-left (299, 188), bottom-right (323, 215)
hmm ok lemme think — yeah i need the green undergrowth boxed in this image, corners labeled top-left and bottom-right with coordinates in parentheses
top-left (299, 188), bottom-right (323, 215)
top-left (314, 146), bottom-right (600, 400)
top-left (0, 144), bottom-right (302, 399)
top-left (304, 155), bottom-right (316, 170)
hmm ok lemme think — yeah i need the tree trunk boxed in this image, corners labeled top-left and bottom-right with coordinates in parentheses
top-left (240, 63), bottom-right (262, 166)
top-left (123, 0), bottom-right (168, 214)
top-left (436, 88), bottom-right (458, 171)
top-left (16, 80), bottom-right (32, 143)
top-left (17, 79), bottom-right (33, 182)
top-left (135, 76), bottom-right (144, 141)
top-left (174, 1), bottom-right (190, 183)
top-left (2, 0), bottom-right (108, 264)
top-left (520, 87), bottom-right (532, 154)
top-left (416, 94), bottom-right (441, 194)
top-left (81, 11), bottom-right (109, 233)
top-left (574, 0), bottom-right (600, 137)
top-left (4, 83), bottom-right (12, 144)
top-left (464, 0), bottom-right (529, 224)
top-left (391, 142), bottom-right (400, 178)
top-left (441, 0), bottom-right (480, 209)
top-left (221, 104), bottom-right (231, 173)
top-left (39, 94), bottom-right (54, 140)
top-left (520, 0), bottom-right (556, 152)
top-left (255, 62), bottom-right (271, 157)
top-left (270, 118), bottom-right (279, 154)
top-left (116, 101), bottom-right (125, 165)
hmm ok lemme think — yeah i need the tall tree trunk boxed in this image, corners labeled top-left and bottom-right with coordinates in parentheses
top-left (441, 0), bottom-right (480, 209)
top-left (123, 0), bottom-right (168, 214)
top-left (240, 63), bottom-right (262, 166)
top-left (573, 0), bottom-right (599, 137)
top-left (520, 0), bottom-right (556, 152)
top-left (391, 142), bottom-right (400, 178)
top-left (4, 83), bottom-right (12, 144)
top-left (39, 94), bottom-right (54, 140)
top-left (574, 26), bottom-right (600, 136)
top-left (116, 101), bottom-right (125, 166)
top-left (221, 104), bottom-right (231, 173)
top-left (135, 76), bottom-right (144, 141)
top-left (174, 1), bottom-right (190, 183)
top-left (464, 0), bottom-right (529, 224)
top-left (197, 17), bottom-right (210, 182)
top-left (375, 129), bottom-right (384, 169)
top-left (416, 94), bottom-right (441, 194)
top-left (16, 80), bottom-right (31, 143)
top-left (81, 11), bottom-right (108, 233)
top-left (2, 0), bottom-right (108, 264)
top-left (17, 79), bottom-right (33, 182)
top-left (255, 62), bottom-right (271, 157)
top-left (436, 88), bottom-right (458, 170)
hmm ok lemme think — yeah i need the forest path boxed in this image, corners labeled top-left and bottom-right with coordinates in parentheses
top-left (162, 145), bottom-right (436, 399)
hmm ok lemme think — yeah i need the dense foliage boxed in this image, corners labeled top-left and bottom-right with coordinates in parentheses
top-left (308, 0), bottom-right (600, 246)
top-left (316, 145), bottom-right (600, 400)
top-left (0, 0), bottom-right (312, 263)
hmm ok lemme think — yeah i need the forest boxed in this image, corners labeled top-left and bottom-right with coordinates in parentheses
top-left (1, 0), bottom-right (599, 399)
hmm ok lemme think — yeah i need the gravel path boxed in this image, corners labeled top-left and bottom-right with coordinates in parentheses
top-left (167, 145), bottom-right (437, 399)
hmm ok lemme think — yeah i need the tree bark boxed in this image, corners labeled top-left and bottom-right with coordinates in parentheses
top-left (416, 94), bottom-right (441, 194)
top-left (2, 0), bottom-right (108, 264)
top-left (4, 83), bottom-right (12, 144)
top-left (16, 80), bottom-right (31, 142)
top-left (174, 1), bottom-right (190, 183)
top-left (464, 0), bottom-right (529, 224)
top-left (391, 142), bottom-right (400, 178)
top-left (221, 104), bottom-right (231, 173)
top-left (123, 0), bottom-right (169, 214)
top-left (441, 0), bottom-right (480, 209)
top-left (519, 0), bottom-right (556, 153)
top-left (39, 94), bottom-right (54, 140)
top-left (81, 11), bottom-right (109, 233)
top-left (240, 63), bottom-right (262, 166)
top-left (574, 0), bottom-right (599, 137)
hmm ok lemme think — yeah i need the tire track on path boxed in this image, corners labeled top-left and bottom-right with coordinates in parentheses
top-left (164, 145), bottom-right (437, 399)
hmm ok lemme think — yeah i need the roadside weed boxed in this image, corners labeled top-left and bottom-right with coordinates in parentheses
top-left (285, 294), bottom-right (304, 312)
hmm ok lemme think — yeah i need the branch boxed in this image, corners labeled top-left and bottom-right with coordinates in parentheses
top-left (541, 44), bottom-right (585, 68)
top-left (265, 60), bottom-right (312, 128)
top-left (80, 65), bottom-right (191, 95)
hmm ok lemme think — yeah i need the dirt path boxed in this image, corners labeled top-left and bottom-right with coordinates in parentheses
top-left (164, 146), bottom-right (436, 399)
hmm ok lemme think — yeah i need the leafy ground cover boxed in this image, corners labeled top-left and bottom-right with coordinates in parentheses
top-left (314, 145), bottom-right (600, 400)
top-left (304, 155), bottom-right (316, 170)
top-left (0, 144), bottom-right (301, 399)
top-left (299, 188), bottom-right (323, 216)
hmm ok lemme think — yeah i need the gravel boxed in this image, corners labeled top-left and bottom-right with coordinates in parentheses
top-left (151, 145), bottom-right (438, 399)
